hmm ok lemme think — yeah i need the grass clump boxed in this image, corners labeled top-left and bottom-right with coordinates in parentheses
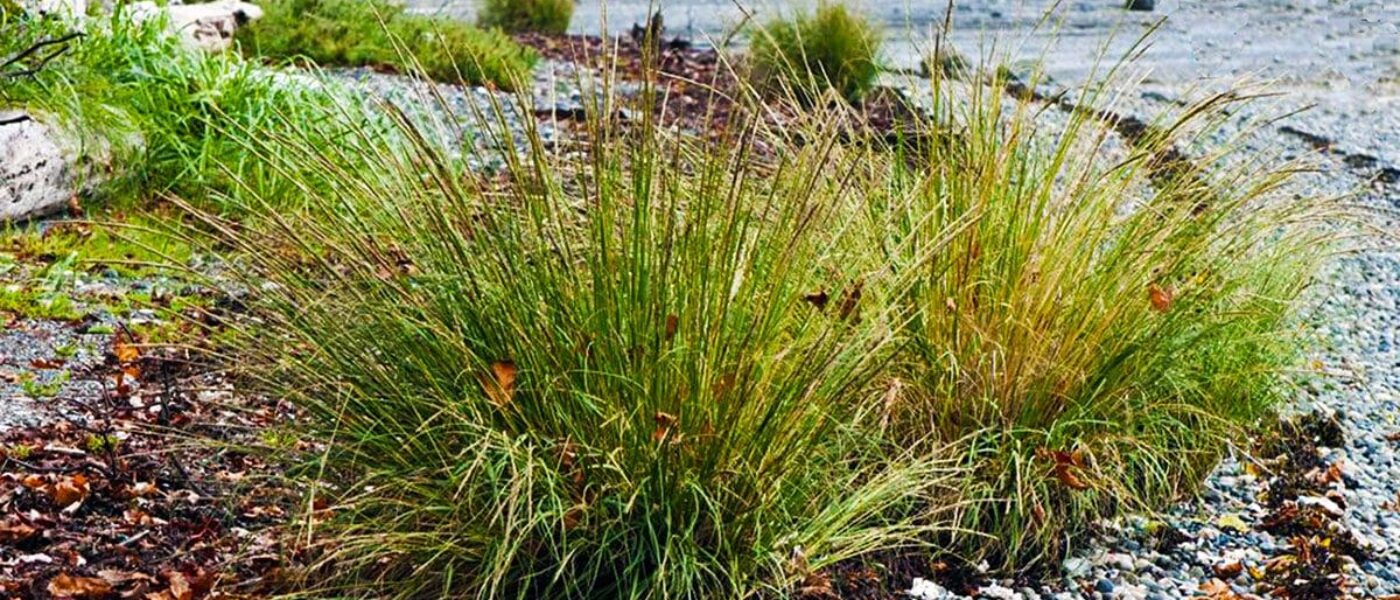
top-left (870, 67), bottom-right (1334, 568)
top-left (2, 13), bottom-right (354, 213)
top-left (750, 2), bottom-right (881, 104)
top-left (179, 40), bottom-right (1334, 592)
top-left (194, 78), bottom-right (960, 597)
top-left (236, 0), bottom-right (537, 89)
top-left (478, 0), bottom-right (573, 35)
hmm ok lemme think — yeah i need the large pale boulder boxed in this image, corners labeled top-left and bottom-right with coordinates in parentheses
top-left (128, 1), bottom-right (264, 53)
top-left (0, 112), bottom-right (98, 223)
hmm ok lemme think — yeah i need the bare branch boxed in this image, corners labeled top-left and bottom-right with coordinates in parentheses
top-left (1, 31), bottom-right (84, 79)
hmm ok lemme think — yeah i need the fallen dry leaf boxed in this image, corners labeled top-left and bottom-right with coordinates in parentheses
top-left (480, 360), bottom-right (517, 407)
top-left (165, 570), bottom-right (193, 600)
top-left (47, 573), bottom-right (112, 598)
top-left (1212, 560), bottom-right (1244, 579)
top-left (1199, 578), bottom-right (1242, 599)
top-left (29, 358), bottom-right (66, 369)
top-left (1148, 283), bottom-right (1173, 313)
top-left (52, 474), bottom-right (90, 508)
top-left (114, 334), bottom-right (140, 364)
top-left (113, 331), bottom-right (141, 379)
top-left (97, 569), bottom-right (156, 586)
top-left (0, 519), bottom-right (37, 543)
top-left (652, 411), bottom-right (679, 443)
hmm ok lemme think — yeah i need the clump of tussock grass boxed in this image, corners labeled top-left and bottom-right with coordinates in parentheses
top-left (867, 60), bottom-right (1341, 569)
top-left (189, 65), bottom-right (964, 598)
top-left (1, 12), bottom-right (360, 212)
top-left (235, 0), bottom-right (537, 89)
top-left (749, 2), bottom-right (882, 105)
top-left (478, 0), bottom-right (573, 35)
top-left (174, 18), bottom-right (1336, 595)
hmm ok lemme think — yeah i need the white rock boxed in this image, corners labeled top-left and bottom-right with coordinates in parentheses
top-left (0, 113), bottom-right (91, 222)
top-left (978, 583), bottom-right (1022, 600)
top-left (1298, 495), bottom-right (1346, 518)
top-left (907, 577), bottom-right (955, 600)
top-left (127, 0), bottom-right (263, 53)
top-left (1116, 583), bottom-right (1149, 600)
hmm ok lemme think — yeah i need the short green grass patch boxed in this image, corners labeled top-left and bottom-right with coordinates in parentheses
top-left (236, 0), bottom-right (538, 89)
top-left (2, 13), bottom-right (359, 214)
top-left (750, 2), bottom-right (882, 104)
top-left (478, 0), bottom-right (573, 35)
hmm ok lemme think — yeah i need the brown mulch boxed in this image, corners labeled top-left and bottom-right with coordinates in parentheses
top-left (514, 32), bottom-right (743, 136)
top-left (0, 339), bottom-right (296, 600)
top-left (513, 32), bottom-right (931, 149)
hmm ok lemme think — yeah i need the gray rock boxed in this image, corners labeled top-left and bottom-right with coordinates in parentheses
top-left (127, 0), bottom-right (264, 53)
top-left (0, 113), bottom-right (99, 223)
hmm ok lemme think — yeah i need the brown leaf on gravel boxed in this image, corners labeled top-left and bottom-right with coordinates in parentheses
top-left (1212, 561), bottom-right (1244, 579)
top-left (113, 331), bottom-right (142, 380)
top-left (29, 358), bottom-right (66, 369)
top-left (1199, 578), bottom-right (1242, 599)
top-left (47, 573), bottom-right (113, 598)
top-left (1149, 283), bottom-right (1174, 313)
top-left (479, 360), bottom-right (517, 407)
top-left (114, 334), bottom-right (140, 364)
top-left (1385, 431), bottom-right (1400, 442)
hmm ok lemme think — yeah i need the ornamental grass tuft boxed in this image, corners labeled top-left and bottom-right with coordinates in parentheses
top-left (750, 2), bottom-right (882, 104)
top-left (178, 23), bottom-right (1334, 597)
top-left (478, 0), bottom-right (574, 35)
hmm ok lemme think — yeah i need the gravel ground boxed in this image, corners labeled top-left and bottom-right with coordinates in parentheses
top-left (0, 255), bottom-right (202, 430)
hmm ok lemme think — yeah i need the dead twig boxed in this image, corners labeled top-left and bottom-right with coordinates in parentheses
top-left (1, 31), bottom-right (84, 79)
